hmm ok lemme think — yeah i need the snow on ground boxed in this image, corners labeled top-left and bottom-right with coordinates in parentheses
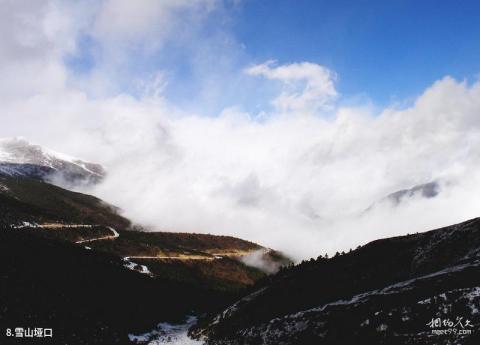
top-left (0, 137), bottom-right (94, 171)
top-left (123, 259), bottom-right (137, 271)
top-left (19, 222), bottom-right (37, 228)
top-left (0, 138), bottom-right (105, 186)
top-left (138, 264), bottom-right (151, 274)
top-left (0, 164), bottom-right (19, 176)
top-left (129, 316), bottom-right (204, 345)
top-left (122, 257), bottom-right (153, 276)
top-left (464, 287), bottom-right (480, 315)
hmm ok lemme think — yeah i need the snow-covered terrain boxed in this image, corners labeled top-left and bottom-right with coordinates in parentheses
top-left (122, 257), bottom-right (153, 276)
top-left (129, 316), bottom-right (204, 345)
top-left (0, 138), bottom-right (105, 187)
top-left (0, 183), bottom-right (8, 192)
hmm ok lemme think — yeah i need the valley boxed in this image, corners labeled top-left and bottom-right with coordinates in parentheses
top-left (0, 145), bottom-right (292, 344)
top-left (1, 141), bottom-right (479, 345)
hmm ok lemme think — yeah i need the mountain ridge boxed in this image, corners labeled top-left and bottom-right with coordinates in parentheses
top-left (193, 217), bottom-right (480, 344)
top-left (0, 137), bottom-right (105, 187)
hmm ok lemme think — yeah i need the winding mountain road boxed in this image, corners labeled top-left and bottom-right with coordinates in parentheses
top-left (124, 255), bottom-right (219, 261)
top-left (12, 222), bottom-right (248, 271)
top-left (75, 226), bottom-right (119, 243)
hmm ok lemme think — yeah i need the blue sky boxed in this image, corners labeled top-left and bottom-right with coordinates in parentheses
top-left (64, 0), bottom-right (480, 115)
top-left (236, 0), bottom-right (480, 105)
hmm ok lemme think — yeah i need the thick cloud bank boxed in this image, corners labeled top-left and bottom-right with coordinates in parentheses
top-left (84, 77), bottom-right (480, 261)
top-left (2, 1), bottom-right (480, 261)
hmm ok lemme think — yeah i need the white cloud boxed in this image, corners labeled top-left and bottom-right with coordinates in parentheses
top-left (245, 60), bottom-right (337, 114)
top-left (55, 76), bottom-right (480, 261)
top-left (0, 0), bottom-right (95, 99)
top-left (93, 0), bottom-right (218, 45)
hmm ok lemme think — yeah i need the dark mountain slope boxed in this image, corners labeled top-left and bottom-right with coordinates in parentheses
top-left (364, 181), bottom-right (440, 213)
top-left (127, 231), bottom-right (263, 253)
top-left (194, 218), bottom-right (480, 345)
top-left (386, 181), bottom-right (439, 204)
top-left (88, 230), bottom-right (262, 257)
top-left (0, 171), bottom-right (291, 291)
top-left (0, 173), bottom-right (129, 228)
top-left (0, 227), bottom-right (233, 345)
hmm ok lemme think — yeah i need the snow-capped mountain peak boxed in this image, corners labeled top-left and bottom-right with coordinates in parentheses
top-left (0, 138), bottom-right (105, 187)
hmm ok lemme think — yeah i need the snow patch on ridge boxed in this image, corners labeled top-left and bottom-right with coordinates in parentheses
top-left (0, 137), bottom-right (105, 186)
top-left (129, 316), bottom-right (203, 345)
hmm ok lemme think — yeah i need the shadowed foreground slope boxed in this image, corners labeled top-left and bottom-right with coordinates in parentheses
top-left (0, 226), bottom-right (238, 345)
top-left (194, 218), bottom-right (480, 345)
